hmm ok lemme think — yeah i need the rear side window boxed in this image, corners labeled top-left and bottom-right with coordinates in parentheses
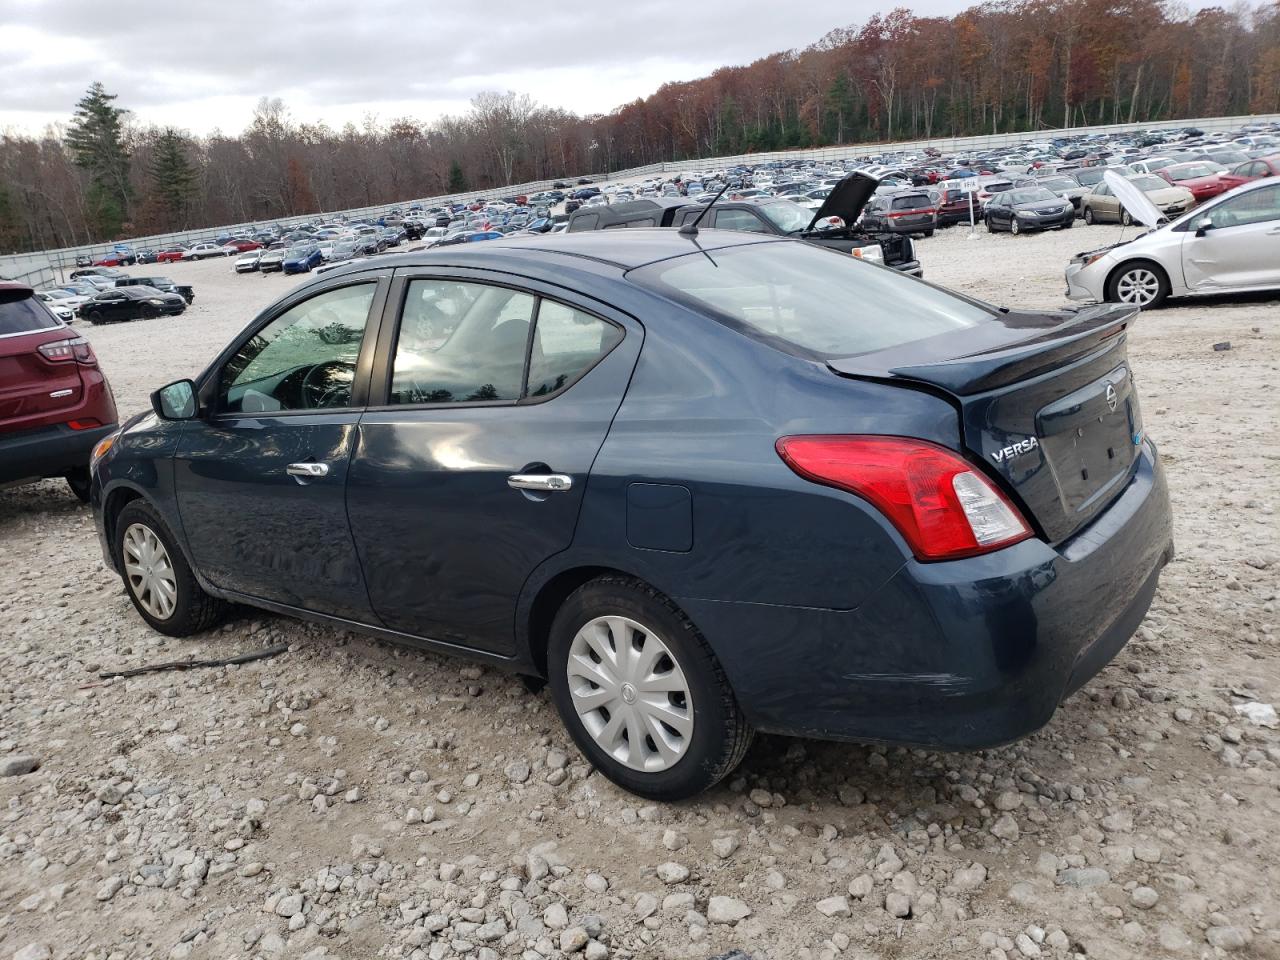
top-left (389, 282), bottom-right (622, 405)
top-left (629, 241), bottom-right (991, 360)
top-left (527, 302), bottom-right (623, 398)
top-left (0, 291), bottom-right (60, 336)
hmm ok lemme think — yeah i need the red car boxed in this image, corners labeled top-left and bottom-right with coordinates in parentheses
top-left (223, 239), bottom-right (263, 252)
top-left (155, 246), bottom-right (189, 263)
top-left (0, 283), bottom-right (119, 501)
top-left (1217, 153), bottom-right (1280, 191)
top-left (1158, 161), bottom-right (1229, 203)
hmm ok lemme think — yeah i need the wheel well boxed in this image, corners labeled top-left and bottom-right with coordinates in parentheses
top-left (102, 487), bottom-right (144, 566)
top-left (1105, 258), bottom-right (1169, 296)
top-left (525, 565), bottom-right (628, 678)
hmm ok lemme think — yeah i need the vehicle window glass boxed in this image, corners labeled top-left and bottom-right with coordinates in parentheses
top-left (891, 195), bottom-right (930, 210)
top-left (219, 283), bottom-right (375, 414)
top-left (1208, 184), bottom-right (1280, 228)
top-left (526, 301), bottom-right (623, 398)
top-left (568, 214), bottom-right (599, 231)
top-left (630, 241), bottom-right (991, 360)
top-left (713, 209), bottom-right (770, 233)
top-left (0, 290), bottom-right (60, 335)
top-left (390, 280), bottom-right (534, 405)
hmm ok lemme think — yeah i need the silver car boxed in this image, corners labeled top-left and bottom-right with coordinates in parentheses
top-left (1065, 178), bottom-right (1280, 307)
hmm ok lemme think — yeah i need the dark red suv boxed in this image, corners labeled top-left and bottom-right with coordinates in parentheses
top-left (0, 282), bottom-right (119, 501)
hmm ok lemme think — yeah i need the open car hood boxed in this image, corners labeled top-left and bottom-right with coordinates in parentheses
top-left (805, 172), bottom-right (879, 231)
top-left (1103, 170), bottom-right (1163, 229)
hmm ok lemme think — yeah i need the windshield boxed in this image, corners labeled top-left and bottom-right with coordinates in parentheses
top-left (757, 201), bottom-right (813, 233)
top-left (1008, 188), bottom-right (1056, 203)
top-left (628, 240), bottom-right (992, 360)
top-left (1169, 163), bottom-right (1224, 179)
top-left (1129, 175), bottom-right (1169, 192)
top-left (1039, 178), bottom-right (1077, 191)
top-left (286, 246), bottom-right (311, 257)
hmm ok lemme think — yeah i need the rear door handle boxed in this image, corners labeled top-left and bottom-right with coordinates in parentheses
top-left (287, 462), bottom-right (330, 479)
top-left (507, 473), bottom-right (573, 493)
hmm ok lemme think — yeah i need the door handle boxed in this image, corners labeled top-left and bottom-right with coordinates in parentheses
top-left (507, 473), bottom-right (573, 493)
top-left (287, 462), bottom-right (330, 479)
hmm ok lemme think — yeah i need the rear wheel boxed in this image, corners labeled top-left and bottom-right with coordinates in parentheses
top-left (1107, 261), bottom-right (1170, 308)
top-left (114, 500), bottom-right (226, 636)
top-left (547, 577), bottom-right (753, 800)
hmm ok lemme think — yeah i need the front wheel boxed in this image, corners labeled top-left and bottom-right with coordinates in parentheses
top-left (985, 216), bottom-right (995, 233)
top-left (1010, 218), bottom-right (1021, 235)
top-left (114, 500), bottom-right (227, 636)
top-left (547, 577), bottom-right (753, 800)
top-left (1083, 207), bottom-right (1096, 225)
top-left (1106, 261), bottom-right (1170, 308)
top-left (66, 467), bottom-right (91, 503)
top-left (1120, 208), bottom-right (1133, 227)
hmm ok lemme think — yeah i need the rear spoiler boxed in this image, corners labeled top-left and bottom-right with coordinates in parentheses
top-left (827, 303), bottom-right (1137, 396)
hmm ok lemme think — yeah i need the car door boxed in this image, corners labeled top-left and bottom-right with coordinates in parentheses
top-left (98, 291), bottom-right (127, 321)
top-left (988, 195), bottom-right (1008, 227)
top-left (1182, 183), bottom-right (1280, 291)
top-left (172, 273), bottom-right (389, 619)
top-left (346, 268), bottom-right (642, 654)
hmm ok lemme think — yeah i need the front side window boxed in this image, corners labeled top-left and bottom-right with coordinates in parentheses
top-left (1208, 184), bottom-right (1280, 228)
top-left (714, 209), bottom-right (770, 233)
top-left (219, 283), bottom-right (376, 414)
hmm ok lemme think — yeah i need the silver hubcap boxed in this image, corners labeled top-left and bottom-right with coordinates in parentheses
top-left (123, 523), bottom-right (178, 620)
top-left (566, 616), bottom-right (693, 772)
top-left (1116, 269), bottom-right (1160, 304)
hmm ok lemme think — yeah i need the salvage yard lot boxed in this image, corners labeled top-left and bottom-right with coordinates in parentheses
top-left (2, 224), bottom-right (1278, 960)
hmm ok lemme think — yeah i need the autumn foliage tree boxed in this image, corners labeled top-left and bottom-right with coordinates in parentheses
top-left (1, 1), bottom-right (1276, 253)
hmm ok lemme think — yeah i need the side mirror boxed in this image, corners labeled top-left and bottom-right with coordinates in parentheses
top-left (151, 379), bottom-right (199, 420)
top-left (1194, 217), bottom-right (1214, 238)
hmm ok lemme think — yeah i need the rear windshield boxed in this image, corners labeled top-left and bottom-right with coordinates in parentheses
top-left (891, 195), bottom-right (931, 210)
top-left (628, 241), bottom-right (991, 360)
top-left (1169, 162), bottom-right (1224, 179)
top-left (0, 291), bottom-right (60, 336)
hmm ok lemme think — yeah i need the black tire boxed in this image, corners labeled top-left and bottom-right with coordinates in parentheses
top-left (1105, 260), bottom-right (1171, 309)
top-left (1083, 206), bottom-right (1095, 225)
top-left (547, 576), bottom-right (753, 800)
top-left (924, 229), bottom-right (935, 238)
top-left (66, 467), bottom-right (91, 503)
top-left (1120, 208), bottom-right (1133, 227)
top-left (114, 499), bottom-right (226, 636)
top-left (1010, 217), bottom-right (1021, 235)
top-left (985, 216), bottom-right (995, 233)
top-left (140, 303), bottom-right (159, 320)
top-left (86, 310), bottom-right (102, 325)
top-left (1063, 217), bottom-right (1074, 229)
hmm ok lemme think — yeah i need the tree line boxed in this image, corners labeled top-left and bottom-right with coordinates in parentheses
top-left (1, 0), bottom-right (1276, 254)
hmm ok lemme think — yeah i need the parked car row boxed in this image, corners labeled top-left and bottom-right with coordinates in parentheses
top-left (32, 269), bottom-right (194, 325)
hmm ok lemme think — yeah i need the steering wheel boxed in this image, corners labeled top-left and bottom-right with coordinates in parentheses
top-left (301, 360), bottom-right (356, 409)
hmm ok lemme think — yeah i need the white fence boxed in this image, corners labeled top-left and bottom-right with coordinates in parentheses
top-left (3, 114), bottom-right (1276, 285)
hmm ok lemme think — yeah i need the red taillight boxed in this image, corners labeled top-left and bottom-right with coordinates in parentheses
top-left (68, 419), bottom-right (102, 430)
top-left (776, 435), bottom-right (1033, 561)
top-left (37, 336), bottom-right (96, 365)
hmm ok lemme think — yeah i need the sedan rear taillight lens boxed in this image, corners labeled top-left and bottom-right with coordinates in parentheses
top-left (776, 435), bottom-right (1033, 561)
top-left (37, 336), bottom-right (96, 364)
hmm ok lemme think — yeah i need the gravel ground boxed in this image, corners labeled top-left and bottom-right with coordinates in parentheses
top-left (2, 225), bottom-right (1278, 960)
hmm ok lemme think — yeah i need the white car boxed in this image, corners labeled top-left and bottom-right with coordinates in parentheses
top-left (37, 288), bottom-right (91, 312)
top-left (234, 251), bottom-right (263, 274)
top-left (183, 243), bottom-right (228, 260)
top-left (35, 292), bottom-right (77, 323)
top-left (1065, 176), bottom-right (1280, 308)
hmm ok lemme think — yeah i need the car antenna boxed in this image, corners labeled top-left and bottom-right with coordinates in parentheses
top-left (678, 181), bottom-right (730, 237)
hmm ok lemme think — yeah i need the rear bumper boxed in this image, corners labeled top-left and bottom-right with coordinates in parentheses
top-left (681, 441), bottom-right (1173, 748)
top-left (0, 421), bottom-right (118, 485)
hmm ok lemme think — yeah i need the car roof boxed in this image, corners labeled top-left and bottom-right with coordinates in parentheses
top-left (328, 230), bottom-right (776, 277)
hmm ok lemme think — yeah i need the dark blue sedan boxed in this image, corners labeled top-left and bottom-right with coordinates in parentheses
top-left (89, 230), bottom-right (1173, 800)
top-left (282, 243), bottom-right (324, 274)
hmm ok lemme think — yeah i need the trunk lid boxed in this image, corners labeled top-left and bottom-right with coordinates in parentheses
top-left (828, 303), bottom-right (1143, 543)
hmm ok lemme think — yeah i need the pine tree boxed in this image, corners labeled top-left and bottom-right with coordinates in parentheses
top-left (65, 83), bottom-right (131, 238)
top-left (148, 128), bottom-right (197, 229)
top-left (447, 159), bottom-right (469, 194)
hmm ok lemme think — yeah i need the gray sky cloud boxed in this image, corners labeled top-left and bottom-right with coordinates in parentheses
top-left (0, 0), bottom-right (1220, 135)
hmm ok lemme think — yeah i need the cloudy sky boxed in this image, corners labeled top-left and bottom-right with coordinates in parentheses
top-left (1, 0), bottom-right (1216, 136)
